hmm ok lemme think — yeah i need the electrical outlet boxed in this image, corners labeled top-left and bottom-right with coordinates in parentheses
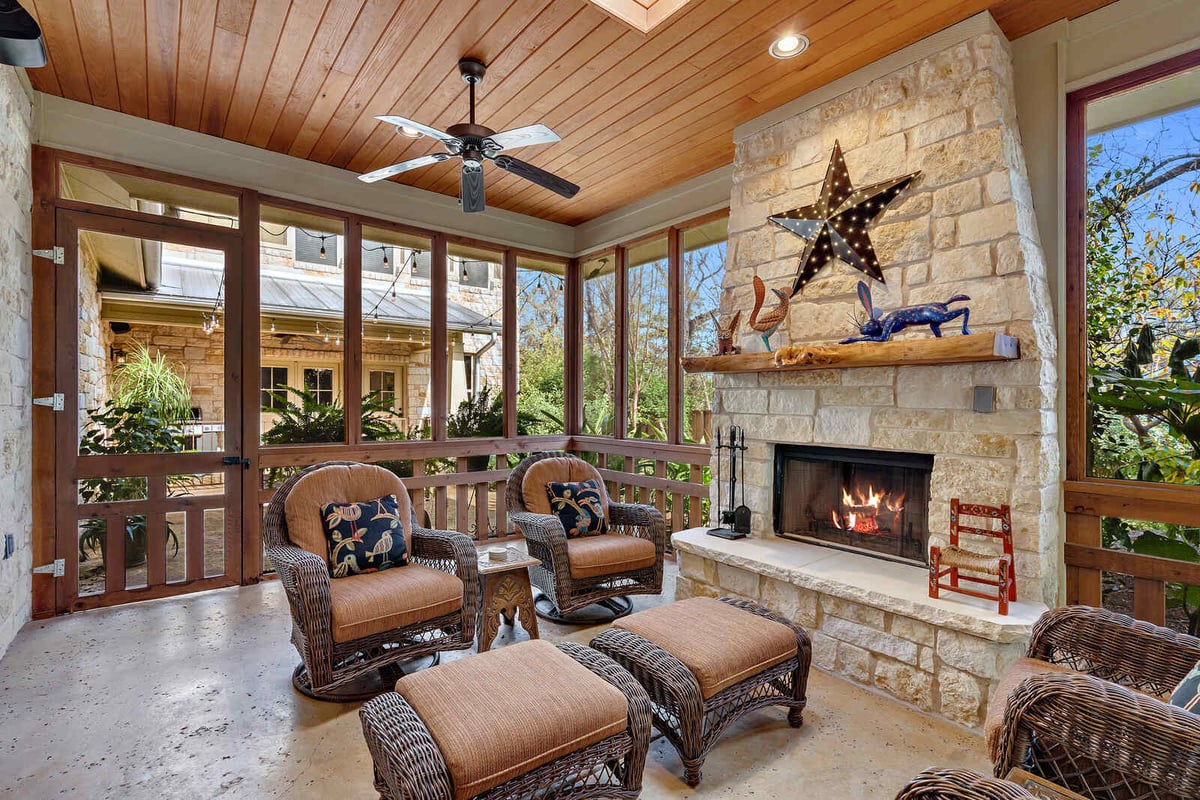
top-left (2, 533), bottom-right (13, 560)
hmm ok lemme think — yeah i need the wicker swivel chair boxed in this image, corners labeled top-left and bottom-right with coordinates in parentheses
top-left (506, 452), bottom-right (665, 623)
top-left (264, 461), bottom-right (478, 701)
top-left (895, 768), bottom-right (1038, 800)
top-left (989, 606), bottom-right (1200, 799)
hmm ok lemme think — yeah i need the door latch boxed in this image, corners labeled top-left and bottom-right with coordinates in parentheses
top-left (33, 393), bottom-right (65, 411)
top-left (33, 559), bottom-right (65, 577)
top-left (222, 456), bottom-right (251, 469)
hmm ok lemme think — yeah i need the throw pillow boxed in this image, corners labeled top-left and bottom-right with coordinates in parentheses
top-left (546, 479), bottom-right (607, 538)
top-left (323, 494), bottom-right (409, 578)
top-left (1170, 660), bottom-right (1200, 713)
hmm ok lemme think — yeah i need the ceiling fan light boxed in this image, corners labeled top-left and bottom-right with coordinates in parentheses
top-left (769, 34), bottom-right (808, 59)
top-left (398, 125), bottom-right (422, 138)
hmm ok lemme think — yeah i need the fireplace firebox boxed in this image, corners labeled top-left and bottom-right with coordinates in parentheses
top-left (773, 444), bottom-right (934, 566)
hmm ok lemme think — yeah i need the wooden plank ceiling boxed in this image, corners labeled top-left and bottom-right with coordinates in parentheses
top-left (25, 0), bottom-right (1117, 225)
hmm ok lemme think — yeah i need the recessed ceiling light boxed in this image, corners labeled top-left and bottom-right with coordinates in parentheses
top-left (770, 34), bottom-right (809, 59)
top-left (398, 125), bottom-right (422, 138)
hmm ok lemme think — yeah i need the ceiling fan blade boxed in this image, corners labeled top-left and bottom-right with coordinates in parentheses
top-left (358, 153), bottom-right (452, 183)
top-left (485, 124), bottom-right (561, 152)
top-left (375, 115), bottom-right (461, 145)
top-left (492, 155), bottom-right (579, 199)
top-left (461, 164), bottom-right (486, 213)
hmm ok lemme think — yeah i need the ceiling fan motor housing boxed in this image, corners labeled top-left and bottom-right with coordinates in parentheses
top-left (458, 57), bottom-right (487, 84)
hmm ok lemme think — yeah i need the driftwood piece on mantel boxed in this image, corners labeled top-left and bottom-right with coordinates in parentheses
top-left (681, 332), bottom-right (1019, 374)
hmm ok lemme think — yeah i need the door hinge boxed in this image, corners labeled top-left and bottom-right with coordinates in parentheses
top-left (222, 456), bottom-right (251, 469)
top-left (33, 246), bottom-right (64, 265)
top-left (33, 393), bottom-right (65, 412)
top-left (33, 558), bottom-right (65, 577)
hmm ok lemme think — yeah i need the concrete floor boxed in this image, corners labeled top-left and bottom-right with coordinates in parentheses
top-left (0, 560), bottom-right (988, 799)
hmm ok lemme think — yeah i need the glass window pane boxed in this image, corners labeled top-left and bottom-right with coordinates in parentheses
top-left (1084, 68), bottom-right (1200, 485)
top-left (683, 218), bottom-right (728, 443)
top-left (517, 255), bottom-right (566, 435)
top-left (626, 236), bottom-right (670, 440)
top-left (447, 242), bottom-right (503, 440)
top-left (59, 163), bottom-right (239, 228)
top-left (259, 205), bottom-right (346, 445)
top-left (361, 225), bottom-right (433, 441)
top-left (583, 253), bottom-right (616, 436)
top-left (78, 230), bottom-right (225, 456)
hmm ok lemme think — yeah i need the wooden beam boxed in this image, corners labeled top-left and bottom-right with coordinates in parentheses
top-left (502, 249), bottom-right (518, 439)
top-left (667, 226), bottom-right (683, 444)
top-left (564, 258), bottom-right (583, 436)
top-left (238, 189), bottom-right (261, 582)
top-left (1066, 542), bottom-right (1200, 587)
top-left (682, 333), bottom-right (1020, 374)
top-left (431, 234), bottom-right (448, 440)
top-left (613, 246), bottom-right (628, 439)
top-left (30, 146), bottom-right (57, 618)
top-left (1064, 480), bottom-right (1200, 528)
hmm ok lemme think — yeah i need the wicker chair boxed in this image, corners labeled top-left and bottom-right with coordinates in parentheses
top-left (990, 605), bottom-right (1200, 799)
top-left (506, 451), bottom-right (665, 622)
top-left (264, 461), bottom-right (478, 701)
top-left (895, 768), bottom-right (1037, 800)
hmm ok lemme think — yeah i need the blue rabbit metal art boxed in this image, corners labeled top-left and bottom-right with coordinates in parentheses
top-left (841, 281), bottom-right (971, 343)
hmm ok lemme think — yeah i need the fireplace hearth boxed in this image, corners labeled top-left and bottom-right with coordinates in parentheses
top-left (773, 444), bottom-right (934, 566)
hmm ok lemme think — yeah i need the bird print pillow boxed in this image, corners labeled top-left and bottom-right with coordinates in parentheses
top-left (546, 479), bottom-right (608, 538)
top-left (322, 494), bottom-right (409, 578)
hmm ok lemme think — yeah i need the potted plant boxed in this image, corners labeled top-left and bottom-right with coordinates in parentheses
top-left (447, 384), bottom-right (503, 470)
top-left (78, 345), bottom-right (193, 568)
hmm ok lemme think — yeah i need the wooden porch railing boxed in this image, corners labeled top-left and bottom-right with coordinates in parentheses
top-left (257, 435), bottom-right (711, 551)
top-left (1065, 479), bottom-right (1200, 626)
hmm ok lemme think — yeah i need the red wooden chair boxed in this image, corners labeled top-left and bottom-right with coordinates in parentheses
top-left (929, 499), bottom-right (1015, 615)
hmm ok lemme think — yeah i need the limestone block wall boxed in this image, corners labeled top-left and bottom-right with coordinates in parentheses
top-left (717, 29), bottom-right (1061, 605)
top-left (0, 66), bottom-right (32, 660)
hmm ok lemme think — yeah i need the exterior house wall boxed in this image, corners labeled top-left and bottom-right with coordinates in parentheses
top-left (0, 66), bottom-right (33, 660)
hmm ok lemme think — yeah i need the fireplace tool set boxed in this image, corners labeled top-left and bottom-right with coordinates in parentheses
top-left (708, 425), bottom-right (751, 540)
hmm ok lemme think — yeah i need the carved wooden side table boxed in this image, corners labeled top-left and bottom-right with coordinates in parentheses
top-left (476, 547), bottom-right (540, 653)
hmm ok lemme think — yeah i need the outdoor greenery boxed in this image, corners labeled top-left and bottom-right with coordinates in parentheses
top-left (78, 347), bottom-right (191, 566)
top-left (1085, 105), bottom-right (1200, 631)
top-left (260, 386), bottom-right (405, 445)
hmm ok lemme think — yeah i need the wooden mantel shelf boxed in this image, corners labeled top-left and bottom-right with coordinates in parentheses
top-left (681, 332), bottom-right (1020, 374)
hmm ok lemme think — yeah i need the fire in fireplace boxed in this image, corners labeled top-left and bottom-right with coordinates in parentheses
top-left (773, 444), bottom-right (934, 565)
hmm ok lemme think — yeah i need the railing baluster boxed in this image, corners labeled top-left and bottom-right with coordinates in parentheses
top-left (1133, 577), bottom-right (1167, 626)
top-left (456, 457), bottom-right (470, 536)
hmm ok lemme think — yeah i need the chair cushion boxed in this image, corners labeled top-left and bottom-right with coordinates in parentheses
top-left (394, 640), bottom-right (629, 800)
top-left (285, 463), bottom-right (413, 564)
top-left (521, 456), bottom-right (609, 516)
top-left (567, 534), bottom-right (656, 579)
top-left (328, 563), bottom-right (463, 643)
top-left (1170, 660), bottom-right (1200, 713)
top-left (613, 597), bottom-right (798, 699)
top-left (547, 479), bottom-right (608, 538)
top-left (323, 494), bottom-right (410, 578)
top-left (984, 657), bottom-right (1080, 761)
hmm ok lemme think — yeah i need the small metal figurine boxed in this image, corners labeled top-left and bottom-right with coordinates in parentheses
top-left (841, 280), bottom-right (971, 344)
top-left (708, 425), bottom-right (750, 540)
top-left (714, 310), bottom-right (742, 355)
top-left (748, 275), bottom-right (790, 352)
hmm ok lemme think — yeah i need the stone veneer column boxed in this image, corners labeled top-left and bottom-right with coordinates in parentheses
top-left (0, 66), bottom-right (33, 659)
top-left (715, 28), bottom-right (1060, 605)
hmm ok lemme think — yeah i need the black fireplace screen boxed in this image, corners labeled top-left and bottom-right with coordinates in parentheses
top-left (773, 444), bottom-right (934, 565)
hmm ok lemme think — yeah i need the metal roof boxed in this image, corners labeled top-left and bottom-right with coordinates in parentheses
top-left (103, 258), bottom-right (500, 334)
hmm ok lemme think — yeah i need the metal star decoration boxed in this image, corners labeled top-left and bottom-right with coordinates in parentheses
top-left (769, 140), bottom-right (919, 296)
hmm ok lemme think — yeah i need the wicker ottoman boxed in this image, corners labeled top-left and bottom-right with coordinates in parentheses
top-left (590, 596), bottom-right (811, 786)
top-left (360, 639), bottom-right (651, 800)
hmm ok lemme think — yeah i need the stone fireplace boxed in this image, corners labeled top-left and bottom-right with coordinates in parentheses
top-left (672, 14), bottom-right (1061, 730)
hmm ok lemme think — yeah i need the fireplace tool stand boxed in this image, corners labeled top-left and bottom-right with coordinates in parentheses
top-left (708, 425), bottom-right (750, 540)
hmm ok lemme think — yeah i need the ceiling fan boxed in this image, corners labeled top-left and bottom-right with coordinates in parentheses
top-left (359, 57), bottom-right (580, 213)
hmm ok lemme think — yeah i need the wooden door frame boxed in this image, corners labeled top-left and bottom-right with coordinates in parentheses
top-left (1062, 47), bottom-right (1200, 614)
top-left (52, 207), bottom-right (247, 613)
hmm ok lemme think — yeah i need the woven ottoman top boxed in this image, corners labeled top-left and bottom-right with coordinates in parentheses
top-left (394, 640), bottom-right (629, 800)
top-left (614, 597), bottom-right (798, 698)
